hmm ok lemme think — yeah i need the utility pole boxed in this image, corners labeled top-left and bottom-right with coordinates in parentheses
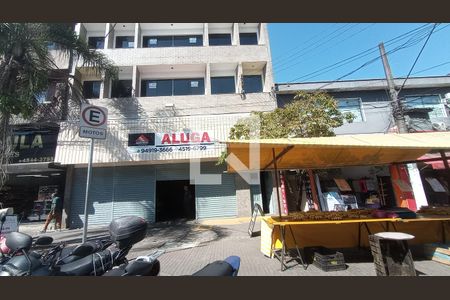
top-left (379, 42), bottom-right (408, 133)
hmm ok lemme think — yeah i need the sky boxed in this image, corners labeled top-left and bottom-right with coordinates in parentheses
top-left (268, 23), bottom-right (450, 84)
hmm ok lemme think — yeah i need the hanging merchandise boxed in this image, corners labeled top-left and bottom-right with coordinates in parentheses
top-left (333, 178), bottom-right (352, 192)
top-left (279, 173), bottom-right (289, 215)
top-left (304, 175), bottom-right (315, 211)
top-left (359, 179), bottom-right (368, 193)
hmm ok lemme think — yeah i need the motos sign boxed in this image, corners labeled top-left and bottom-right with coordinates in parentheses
top-left (128, 131), bottom-right (214, 154)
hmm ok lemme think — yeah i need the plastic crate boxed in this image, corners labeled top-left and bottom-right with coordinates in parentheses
top-left (310, 247), bottom-right (347, 272)
top-left (313, 259), bottom-right (347, 272)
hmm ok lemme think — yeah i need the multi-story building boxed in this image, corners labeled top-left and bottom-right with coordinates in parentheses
top-left (55, 23), bottom-right (277, 228)
top-left (275, 76), bottom-right (450, 212)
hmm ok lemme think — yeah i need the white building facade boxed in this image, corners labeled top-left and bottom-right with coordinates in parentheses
top-left (56, 23), bottom-right (277, 228)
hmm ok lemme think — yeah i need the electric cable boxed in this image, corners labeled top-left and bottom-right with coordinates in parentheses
top-left (397, 23), bottom-right (438, 96)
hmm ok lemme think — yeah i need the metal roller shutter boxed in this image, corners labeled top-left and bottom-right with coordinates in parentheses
top-left (196, 163), bottom-right (237, 219)
top-left (69, 165), bottom-right (156, 228)
top-left (69, 167), bottom-right (114, 228)
top-left (112, 166), bottom-right (156, 222)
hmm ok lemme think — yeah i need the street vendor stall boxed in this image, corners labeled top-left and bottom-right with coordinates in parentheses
top-left (224, 132), bottom-right (450, 270)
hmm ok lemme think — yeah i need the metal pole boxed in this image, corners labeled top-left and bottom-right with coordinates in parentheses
top-left (272, 148), bottom-right (282, 218)
top-left (379, 42), bottom-right (408, 134)
top-left (82, 138), bottom-right (94, 243)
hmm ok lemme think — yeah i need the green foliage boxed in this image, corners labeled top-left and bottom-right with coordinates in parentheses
top-left (0, 23), bottom-right (118, 117)
top-left (218, 91), bottom-right (354, 164)
top-left (230, 91), bottom-right (354, 140)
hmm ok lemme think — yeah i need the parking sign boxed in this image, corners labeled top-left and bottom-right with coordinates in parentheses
top-left (79, 104), bottom-right (108, 139)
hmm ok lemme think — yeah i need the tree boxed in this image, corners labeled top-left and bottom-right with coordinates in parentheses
top-left (229, 91), bottom-right (354, 140)
top-left (0, 23), bottom-right (117, 189)
top-left (219, 91), bottom-right (354, 163)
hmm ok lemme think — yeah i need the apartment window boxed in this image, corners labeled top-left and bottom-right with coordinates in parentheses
top-left (338, 98), bottom-right (364, 122)
top-left (115, 36), bottom-right (134, 48)
top-left (242, 75), bottom-right (263, 93)
top-left (141, 80), bottom-right (172, 97)
top-left (88, 36), bottom-right (105, 49)
top-left (209, 34), bottom-right (232, 46)
top-left (211, 76), bottom-right (235, 94)
top-left (111, 80), bottom-right (132, 98)
top-left (173, 35), bottom-right (203, 47)
top-left (140, 78), bottom-right (204, 97)
top-left (143, 35), bottom-right (203, 48)
top-left (239, 33), bottom-right (258, 45)
top-left (404, 95), bottom-right (446, 119)
top-left (143, 36), bottom-right (172, 48)
top-left (174, 78), bottom-right (204, 95)
top-left (83, 81), bottom-right (101, 99)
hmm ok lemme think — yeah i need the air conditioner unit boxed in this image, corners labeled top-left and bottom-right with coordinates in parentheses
top-left (432, 122), bottom-right (447, 131)
top-left (445, 93), bottom-right (450, 104)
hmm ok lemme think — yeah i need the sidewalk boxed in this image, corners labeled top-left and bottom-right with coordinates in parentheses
top-left (17, 219), bottom-right (450, 276)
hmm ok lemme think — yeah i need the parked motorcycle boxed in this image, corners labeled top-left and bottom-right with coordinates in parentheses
top-left (0, 215), bottom-right (241, 276)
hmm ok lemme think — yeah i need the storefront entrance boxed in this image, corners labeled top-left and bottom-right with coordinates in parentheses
top-left (155, 180), bottom-right (195, 222)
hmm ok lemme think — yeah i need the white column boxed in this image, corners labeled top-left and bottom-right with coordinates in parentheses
top-left (237, 62), bottom-right (243, 93)
top-left (258, 23), bottom-right (265, 45)
top-left (99, 72), bottom-right (108, 99)
top-left (407, 163), bottom-right (428, 209)
top-left (232, 23), bottom-right (239, 46)
top-left (132, 65), bottom-right (139, 97)
top-left (205, 63), bottom-right (211, 95)
top-left (134, 23), bottom-right (140, 48)
top-left (105, 23), bottom-right (114, 49)
top-left (203, 23), bottom-right (209, 46)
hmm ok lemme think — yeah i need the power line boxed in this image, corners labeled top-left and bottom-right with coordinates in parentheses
top-left (282, 24), bottom-right (435, 84)
top-left (272, 24), bottom-right (353, 67)
top-left (312, 35), bottom-right (430, 91)
top-left (412, 61), bottom-right (450, 75)
top-left (274, 24), bottom-right (359, 71)
top-left (397, 23), bottom-right (438, 95)
top-left (271, 24), bottom-right (342, 64)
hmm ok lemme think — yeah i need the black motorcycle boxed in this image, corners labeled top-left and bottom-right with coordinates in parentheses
top-left (0, 215), bottom-right (240, 276)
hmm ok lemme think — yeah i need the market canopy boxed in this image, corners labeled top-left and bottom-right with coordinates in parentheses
top-left (224, 132), bottom-right (450, 172)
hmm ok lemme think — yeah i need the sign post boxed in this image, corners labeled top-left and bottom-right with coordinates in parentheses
top-left (79, 104), bottom-right (108, 243)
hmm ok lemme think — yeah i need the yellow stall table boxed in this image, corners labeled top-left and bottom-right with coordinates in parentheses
top-left (260, 216), bottom-right (450, 271)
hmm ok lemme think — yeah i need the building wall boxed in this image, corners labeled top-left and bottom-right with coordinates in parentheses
top-left (277, 86), bottom-right (450, 135)
top-left (57, 23), bottom-right (275, 222)
top-left (55, 113), bottom-right (250, 165)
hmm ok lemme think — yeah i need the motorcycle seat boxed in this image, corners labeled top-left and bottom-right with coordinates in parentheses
top-left (56, 248), bottom-right (118, 276)
top-left (191, 261), bottom-right (234, 276)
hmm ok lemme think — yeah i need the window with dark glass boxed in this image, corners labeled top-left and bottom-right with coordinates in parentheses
top-left (111, 80), bottom-right (132, 98)
top-left (143, 36), bottom-right (172, 48)
top-left (141, 80), bottom-right (172, 97)
top-left (173, 35), bottom-right (203, 47)
top-left (239, 32), bottom-right (258, 45)
top-left (404, 95), bottom-right (446, 119)
top-left (211, 76), bottom-right (235, 94)
top-left (242, 75), bottom-right (262, 93)
top-left (83, 81), bottom-right (101, 99)
top-left (88, 36), bottom-right (105, 49)
top-left (173, 78), bottom-right (204, 95)
top-left (209, 34), bottom-right (232, 46)
top-left (338, 98), bottom-right (364, 122)
top-left (115, 36), bottom-right (134, 48)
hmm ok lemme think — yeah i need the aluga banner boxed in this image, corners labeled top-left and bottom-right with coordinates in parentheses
top-left (127, 131), bottom-right (215, 154)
